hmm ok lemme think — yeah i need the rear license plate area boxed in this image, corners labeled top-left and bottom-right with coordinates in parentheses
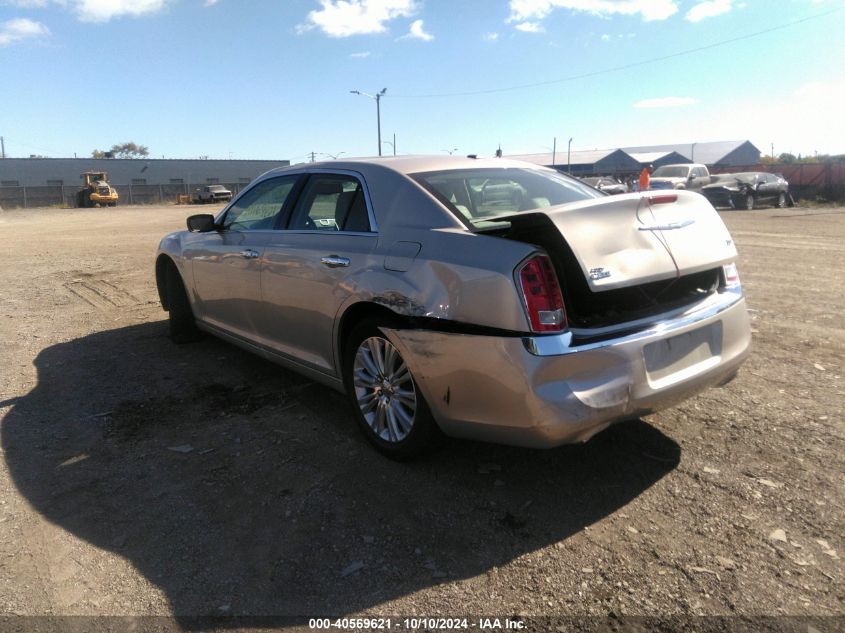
top-left (643, 322), bottom-right (722, 388)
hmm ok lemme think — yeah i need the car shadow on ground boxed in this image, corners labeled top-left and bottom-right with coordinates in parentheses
top-left (2, 321), bottom-right (680, 623)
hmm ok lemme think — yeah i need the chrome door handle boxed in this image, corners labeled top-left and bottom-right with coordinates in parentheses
top-left (240, 249), bottom-right (260, 259)
top-left (321, 255), bottom-right (350, 268)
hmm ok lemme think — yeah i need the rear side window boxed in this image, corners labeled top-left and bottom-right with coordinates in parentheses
top-left (288, 175), bottom-right (372, 232)
top-left (222, 176), bottom-right (299, 230)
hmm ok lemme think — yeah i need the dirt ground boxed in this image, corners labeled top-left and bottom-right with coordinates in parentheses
top-left (0, 203), bottom-right (842, 631)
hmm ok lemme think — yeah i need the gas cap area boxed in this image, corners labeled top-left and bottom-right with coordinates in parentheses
top-left (384, 241), bottom-right (422, 272)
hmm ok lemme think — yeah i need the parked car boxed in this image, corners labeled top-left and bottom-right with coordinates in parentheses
top-left (700, 172), bottom-right (790, 210)
top-left (650, 163), bottom-right (712, 191)
top-left (193, 184), bottom-right (233, 204)
top-left (156, 157), bottom-right (751, 458)
top-left (581, 176), bottom-right (628, 195)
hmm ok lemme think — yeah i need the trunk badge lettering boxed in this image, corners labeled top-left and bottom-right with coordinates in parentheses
top-left (589, 267), bottom-right (611, 280)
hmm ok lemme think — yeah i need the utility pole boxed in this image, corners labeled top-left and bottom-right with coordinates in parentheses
top-left (771, 142), bottom-right (775, 160)
top-left (567, 137), bottom-right (573, 174)
top-left (1, 136), bottom-right (5, 159)
top-left (376, 93), bottom-right (382, 156)
top-left (310, 151), bottom-right (316, 163)
top-left (552, 136), bottom-right (556, 167)
top-left (393, 133), bottom-right (396, 156)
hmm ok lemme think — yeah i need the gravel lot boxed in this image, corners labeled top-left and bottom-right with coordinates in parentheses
top-left (0, 203), bottom-right (842, 630)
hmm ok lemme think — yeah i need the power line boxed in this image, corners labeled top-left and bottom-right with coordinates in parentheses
top-left (391, 6), bottom-right (843, 99)
top-left (1, 136), bottom-right (74, 157)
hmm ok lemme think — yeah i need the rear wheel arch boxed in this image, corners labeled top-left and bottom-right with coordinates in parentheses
top-left (336, 301), bottom-right (409, 368)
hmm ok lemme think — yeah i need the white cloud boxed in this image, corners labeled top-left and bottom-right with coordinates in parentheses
top-left (685, 0), bottom-right (732, 22)
top-left (483, 31), bottom-right (499, 41)
top-left (0, 17), bottom-right (49, 45)
top-left (401, 18), bottom-right (432, 40)
top-left (508, 0), bottom-right (679, 25)
top-left (349, 50), bottom-right (371, 57)
top-left (1, 0), bottom-right (170, 20)
top-left (600, 32), bottom-right (609, 40)
top-left (204, 0), bottom-right (219, 6)
top-left (298, 0), bottom-right (417, 37)
top-left (72, 0), bottom-right (167, 22)
top-left (633, 96), bottom-right (698, 108)
top-left (514, 20), bottom-right (544, 32)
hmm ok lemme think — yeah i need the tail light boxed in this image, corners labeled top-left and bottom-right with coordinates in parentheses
top-left (517, 254), bottom-right (567, 333)
top-left (648, 194), bottom-right (678, 204)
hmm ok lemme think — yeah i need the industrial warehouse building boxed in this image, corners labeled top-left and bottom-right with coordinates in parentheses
top-left (507, 149), bottom-right (641, 176)
top-left (0, 157), bottom-right (290, 208)
top-left (506, 140), bottom-right (761, 176)
top-left (621, 140), bottom-right (762, 168)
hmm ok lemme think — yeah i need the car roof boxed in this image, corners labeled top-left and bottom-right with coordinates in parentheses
top-left (259, 155), bottom-right (553, 179)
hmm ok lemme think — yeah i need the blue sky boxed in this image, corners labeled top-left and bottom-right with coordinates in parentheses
top-left (1, 0), bottom-right (844, 162)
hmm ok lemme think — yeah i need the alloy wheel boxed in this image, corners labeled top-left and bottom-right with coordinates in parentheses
top-left (353, 336), bottom-right (416, 443)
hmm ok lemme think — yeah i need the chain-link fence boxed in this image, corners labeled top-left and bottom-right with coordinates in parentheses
top-left (0, 182), bottom-right (250, 209)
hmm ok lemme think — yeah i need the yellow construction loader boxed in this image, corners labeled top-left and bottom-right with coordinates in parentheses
top-left (77, 172), bottom-right (119, 207)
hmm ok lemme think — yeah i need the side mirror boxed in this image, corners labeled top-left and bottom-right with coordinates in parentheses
top-left (187, 214), bottom-right (216, 232)
top-left (687, 174), bottom-right (695, 180)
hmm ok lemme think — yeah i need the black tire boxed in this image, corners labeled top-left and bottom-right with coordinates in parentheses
top-left (343, 319), bottom-right (441, 459)
top-left (164, 263), bottom-right (203, 344)
top-left (743, 193), bottom-right (754, 211)
top-left (777, 192), bottom-right (787, 209)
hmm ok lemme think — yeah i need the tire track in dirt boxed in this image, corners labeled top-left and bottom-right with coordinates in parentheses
top-left (64, 278), bottom-right (141, 310)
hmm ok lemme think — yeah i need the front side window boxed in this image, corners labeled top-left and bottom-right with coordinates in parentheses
top-left (222, 176), bottom-right (299, 231)
top-left (412, 168), bottom-right (602, 226)
top-left (288, 175), bottom-right (371, 232)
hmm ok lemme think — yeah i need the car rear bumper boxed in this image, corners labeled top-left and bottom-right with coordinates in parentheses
top-left (383, 290), bottom-right (751, 448)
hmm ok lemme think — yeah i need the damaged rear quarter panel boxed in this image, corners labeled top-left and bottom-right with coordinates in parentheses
top-left (338, 227), bottom-right (537, 331)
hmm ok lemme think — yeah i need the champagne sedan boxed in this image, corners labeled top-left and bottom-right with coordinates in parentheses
top-left (155, 156), bottom-right (751, 458)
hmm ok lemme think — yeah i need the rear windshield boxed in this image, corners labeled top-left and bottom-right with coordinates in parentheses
top-left (652, 166), bottom-right (690, 178)
top-left (411, 168), bottom-right (602, 226)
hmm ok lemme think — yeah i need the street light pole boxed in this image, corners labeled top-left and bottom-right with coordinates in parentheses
top-left (567, 137), bottom-right (573, 174)
top-left (691, 142), bottom-right (697, 162)
top-left (350, 88), bottom-right (387, 156)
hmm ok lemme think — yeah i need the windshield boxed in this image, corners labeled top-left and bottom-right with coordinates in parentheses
top-left (412, 168), bottom-right (602, 226)
top-left (652, 166), bottom-right (690, 178)
top-left (208, 185), bottom-right (226, 191)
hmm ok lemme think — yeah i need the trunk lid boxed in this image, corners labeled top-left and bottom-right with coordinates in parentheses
top-left (491, 190), bottom-right (737, 292)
